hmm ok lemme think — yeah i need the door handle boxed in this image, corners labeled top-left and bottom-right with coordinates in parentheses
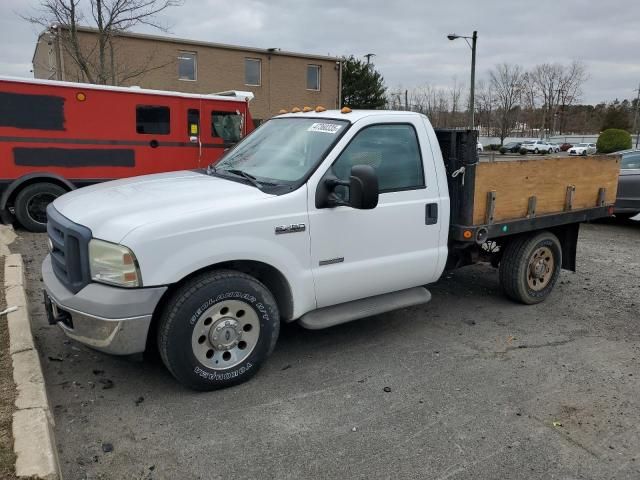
top-left (425, 203), bottom-right (438, 225)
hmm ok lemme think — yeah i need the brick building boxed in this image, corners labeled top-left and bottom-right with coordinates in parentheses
top-left (32, 26), bottom-right (342, 123)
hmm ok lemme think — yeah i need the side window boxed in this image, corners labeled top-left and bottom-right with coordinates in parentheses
top-left (187, 109), bottom-right (199, 136)
top-left (211, 111), bottom-right (242, 143)
top-left (136, 105), bottom-right (170, 135)
top-left (331, 124), bottom-right (424, 194)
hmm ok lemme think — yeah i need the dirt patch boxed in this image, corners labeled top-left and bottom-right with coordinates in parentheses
top-left (0, 257), bottom-right (18, 479)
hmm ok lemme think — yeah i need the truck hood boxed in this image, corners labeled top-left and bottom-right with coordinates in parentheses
top-left (52, 170), bottom-right (272, 242)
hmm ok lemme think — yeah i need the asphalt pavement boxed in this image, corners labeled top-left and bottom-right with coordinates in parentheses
top-left (11, 219), bottom-right (640, 480)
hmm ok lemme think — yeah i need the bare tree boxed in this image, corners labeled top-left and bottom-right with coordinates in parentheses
top-left (475, 79), bottom-right (496, 137)
top-left (25, 0), bottom-right (183, 85)
top-left (555, 61), bottom-right (588, 134)
top-left (490, 63), bottom-right (525, 144)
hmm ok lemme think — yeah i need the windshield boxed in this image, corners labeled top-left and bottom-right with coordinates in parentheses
top-left (577, 143), bottom-right (589, 147)
top-left (211, 117), bottom-right (349, 188)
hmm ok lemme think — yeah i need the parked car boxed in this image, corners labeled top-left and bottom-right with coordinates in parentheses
top-left (522, 140), bottom-right (553, 154)
top-left (548, 143), bottom-right (561, 153)
top-left (560, 143), bottom-right (573, 151)
top-left (614, 149), bottom-right (640, 219)
top-left (42, 110), bottom-right (620, 390)
top-left (568, 143), bottom-right (597, 156)
top-left (477, 142), bottom-right (484, 153)
top-left (501, 141), bottom-right (522, 153)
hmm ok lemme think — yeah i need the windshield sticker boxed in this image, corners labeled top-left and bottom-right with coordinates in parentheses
top-left (307, 123), bottom-right (342, 134)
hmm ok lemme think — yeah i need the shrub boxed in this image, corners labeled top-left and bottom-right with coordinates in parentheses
top-left (597, 129), bottom-right (632, 153)
top-left (499, 147), bottom-right (507, 155)
top-left (519, 148), bottom-right (527, 155)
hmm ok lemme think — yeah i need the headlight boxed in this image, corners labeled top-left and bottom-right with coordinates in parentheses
top-left (89, 239), bottom-right (142, 288)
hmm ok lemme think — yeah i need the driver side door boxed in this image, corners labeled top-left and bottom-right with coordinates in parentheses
top-left (307, 120), bottom-right (443, 308)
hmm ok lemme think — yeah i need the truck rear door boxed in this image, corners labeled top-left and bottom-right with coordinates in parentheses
top-left (307, 115), bottom-right (445, 308)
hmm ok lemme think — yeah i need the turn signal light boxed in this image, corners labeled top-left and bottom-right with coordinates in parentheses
top-left (76, 92), bottom-right (86, 101)
top-left (463, 230), bottom-right (473, 239)
top-left (341, 107), bottom-right (352, 114)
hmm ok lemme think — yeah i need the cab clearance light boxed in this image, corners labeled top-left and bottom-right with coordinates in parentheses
top-left (315, 105), bottom-right (327, 112)
top-left (302, 106), bottom-right (312, 112)
top-left (341, 107), bottom-right (352, 114)
top-left (291, 107), bottom-right (301, 113)
top-left (278, 109), bottom-right (288, 114)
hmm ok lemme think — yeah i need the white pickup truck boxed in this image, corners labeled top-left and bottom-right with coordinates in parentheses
top-left (42, 109), bottom-right (620, 390)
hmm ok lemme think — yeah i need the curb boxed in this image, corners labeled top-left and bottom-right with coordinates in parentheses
top-left (4, 245), bottom-right (62, 479)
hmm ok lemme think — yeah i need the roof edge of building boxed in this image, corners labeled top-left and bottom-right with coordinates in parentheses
top-left (42, 25), bottom-right (341, 63)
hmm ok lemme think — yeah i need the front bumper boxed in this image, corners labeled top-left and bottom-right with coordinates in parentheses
top-left (42, 254), bottom-right (167, 355)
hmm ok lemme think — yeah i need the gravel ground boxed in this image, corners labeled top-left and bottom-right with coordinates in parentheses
top-left (10, 219), bottom-right (640, 480)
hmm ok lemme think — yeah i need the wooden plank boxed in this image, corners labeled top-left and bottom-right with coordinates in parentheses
top-left (472, 155), bottom-right (620, 225)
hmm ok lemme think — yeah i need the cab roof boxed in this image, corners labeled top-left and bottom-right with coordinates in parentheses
top-left (274, 110), bottom-right (426, 123)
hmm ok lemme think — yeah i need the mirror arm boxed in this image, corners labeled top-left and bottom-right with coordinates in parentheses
top-left (324, 178), bottom-right (350, 189)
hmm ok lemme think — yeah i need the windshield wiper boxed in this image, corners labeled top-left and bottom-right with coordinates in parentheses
top-left (223, 169), bottom-right (263, 189)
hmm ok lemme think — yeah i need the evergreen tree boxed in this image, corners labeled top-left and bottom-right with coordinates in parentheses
top-left (341, 56), bottom-right (387, 109)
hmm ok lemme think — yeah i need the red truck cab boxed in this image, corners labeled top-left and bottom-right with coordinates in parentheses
top-left (0, 76), bottom-right (254, 231)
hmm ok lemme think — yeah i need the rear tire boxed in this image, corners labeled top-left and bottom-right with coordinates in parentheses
top-left (14, 183), bottom-right (66, 232)
top-left (499, 232), bottom-right (562, 305)
top-left (158, 270), bottom-right (280, 391)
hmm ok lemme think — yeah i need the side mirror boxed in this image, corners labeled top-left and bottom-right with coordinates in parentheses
top-left (348, 164), bottom-right (379, 210)
top-left (316, 164), bottom-right (379, 210)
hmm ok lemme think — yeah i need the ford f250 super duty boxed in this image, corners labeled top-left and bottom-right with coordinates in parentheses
top-left (42, 108), bottom-right (621, 390)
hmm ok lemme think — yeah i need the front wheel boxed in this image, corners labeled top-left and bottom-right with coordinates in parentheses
top-left (499, 231), bottom-right (562, 304)
top-left (14, 182), bottom-right (66, 232)
top-left (158, 270), bottom-right (280, 390)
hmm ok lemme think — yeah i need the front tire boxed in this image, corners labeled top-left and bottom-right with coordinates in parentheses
top-left (158, 270), bottom-right (280, 391)
top-left (14, 182), bottom-right (66, 232)
top-left (499, 232), bottom-right (562, 305)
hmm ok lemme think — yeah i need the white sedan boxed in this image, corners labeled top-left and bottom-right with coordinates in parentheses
top-left (477, 142), bottom-right (483, 153)
top-left (568, 143), bottom-right (597, 156)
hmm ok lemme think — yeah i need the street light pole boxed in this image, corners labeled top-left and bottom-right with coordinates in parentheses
top-left (469, 31), bottom-right (477, 130)
top-left (447, 31), bottom-right (478, 130)
top-left (633, 83), bottom-right (640, 149)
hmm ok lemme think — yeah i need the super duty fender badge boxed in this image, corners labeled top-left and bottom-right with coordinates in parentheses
top-left (275, 223), bottom-right (306, 235)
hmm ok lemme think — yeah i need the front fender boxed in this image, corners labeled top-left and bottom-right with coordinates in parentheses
top-left (129, 233), bottom-right (316, 320)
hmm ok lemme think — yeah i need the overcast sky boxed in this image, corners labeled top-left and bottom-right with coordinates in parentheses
top-left (1, 0), bottom-right (638, 104)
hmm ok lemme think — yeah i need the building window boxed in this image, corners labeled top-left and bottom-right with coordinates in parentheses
top-left (178, 52), bottom-right (197, 81)
top-left (245, 58), bottom-right (261, 86)
top-left (136, 105), bottom-right (170, 135)
top-left (307, 65), bottom-right (321, 91)
top-left (212, 111), bottom-right (242, 143)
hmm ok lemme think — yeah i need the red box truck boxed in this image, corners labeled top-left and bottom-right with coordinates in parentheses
top-left (0, 76), bottom-right (254, 231)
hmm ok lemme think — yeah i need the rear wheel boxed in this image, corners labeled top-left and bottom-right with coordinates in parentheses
top-left (14, 183), bottom-right (66, 232)
top-left (158, 270), bottom-right (280, 390)
top-left (499, 231), bottom-right (562, 304)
